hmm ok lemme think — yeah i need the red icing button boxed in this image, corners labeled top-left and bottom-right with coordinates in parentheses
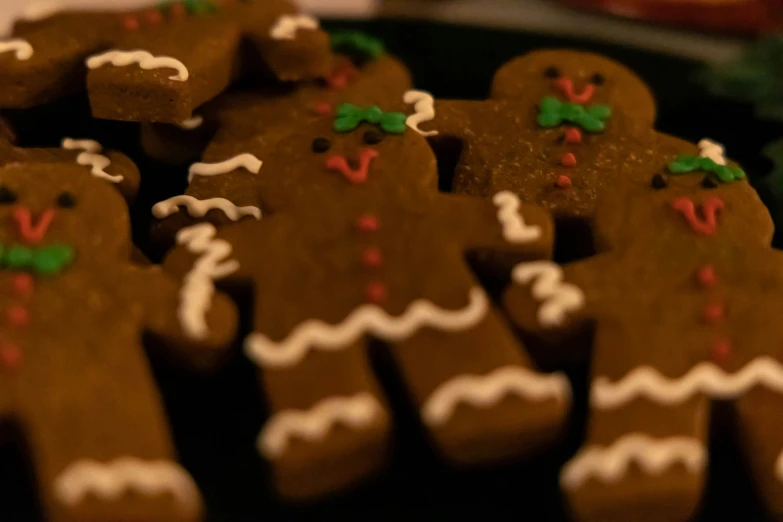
top-left (362, 247), bottom-right (383, 268)
top-left (561, 153), bottom-right (577, 167)
top-left (556, 175), bottom-right (572, 189)
top-left (356, 214), bottom-right (379, 232)
top-left (711, 339), bottom-right (731, 362)
top-left (169, 2), bottom-right (187, 19)
top-left (313, 102), bottom-right (332, 115)
top-left (122, 16), bottom-right (140, 31)
top-left (365, 282), bottom-right (387, 304)
top-left (0, 344), bottom-right (22, 370)
top-left (7, 306), bottom-right (28, 327)
top-left (564, 127), bottom-right (582, 144)
top-left (696, 266), bottom-right (716, 288)
top-left (145, 8), bottom-right (163, 24)
top-left (703, 302), bottom-right (724, 324)
top-left (12, 274), bottom-right (33, 297)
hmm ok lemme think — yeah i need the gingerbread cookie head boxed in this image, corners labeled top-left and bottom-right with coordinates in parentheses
top-left (491, 50), bottom-right (656, 126)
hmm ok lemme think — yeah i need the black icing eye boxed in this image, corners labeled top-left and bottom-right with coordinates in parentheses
top-left (311, 137), bottom-right (331, 153)
top-left (651, 173), bottom-right (668, 189)
top-left (0, 185), bottom-right (17, 204)
top-left (590, 73), bottom-right (605, 85)
top-left (544, 66), bottom-right (560, 79)
top-left (57, 192), bottom-right (76, 208)
top-left (701, 176), bottom-right (718, 189)
top-left (363, 130), bottom-right (383, 145)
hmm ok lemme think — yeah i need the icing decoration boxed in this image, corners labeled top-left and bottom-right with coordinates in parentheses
top-left (356, 214), bottom-right (379, 232)
top-left (334, 104), bottom-right (406, 134)
top-left (145, 8), bottom-right (163, 24)
top-left (671, 196), bottom-right (724, 236)
top-left (554, 77), bottom-right (595, 104)
top-left (12, 274), bottom-right (33, 296)
top-left (160, 0), bottom-right (217, 15)
top-left (697, 265), bottom-right (716, 287)
top-left (3, 244), bottom-right (74, 275)
top-left (492, 191), bottom-right (543, 243)
top-left (668, 155), bottom-right (745, 183)
top-left (560, 433), bottom-right (706, 490)
top-left (8, 305), bottom-right (29, 327)
top-left (703, 302), bottom-right (724, 324)
top-left (152, 196), bottom-right (261, 221)
top-left (176, 116), bottom-right (203, 130)
top-left (325, 61), bottom-right (358, 89)
top-left (403, 90), bottom-right (439, 137)
top-left (561, 152), bottom-right (577, 167)
top-left (537, 97), bottom-right (611, 133)
top-left (698, 139), bottom-right (727, 166)
top-left (422, 365), bottom-right (570, 426)
top-left (54, 458), bottom-right (199, 511)
top-left (175, 223), bottom-right (239, 339)
top-left (259, 392), bottom-right (384, 458)
top-left (0, 343), bottom-right (22, 370)
top-left (86, 50), bottom-right (189, 82)
top-left (564, 127), bottom-right (582, 144)
top-left (556, 175), bottom-right (572, 189)
top-left (365, 282), bottom-right (387, 304)
top-left (511, 261), bottom-right (585, 327)
top-left (0, 39), bottom-right (34, 61)
top-left (187, 154), bottom-right (262, 183)
top-left (330, 31), bottom-right (385, 59)
top-left (121, 15), bottom-right (140, 31)
top-left (269, 14), bottom-right (320, 40)
top-left (19, 0), bottom-right (62, 21)
top-left (313, 102), bottom-right (332, 115)
top-left (775, 450), bottom-right (783, 482)
top-left (61, 139), bottom-right (123, 183)
top-left (326, 149), bottom-right (379, 184)
top-left (12, 207), bottom-right (55, 245)
top-left (711, 339), bottom-right (731, 362)
top-left (245, 287), bottom-right (489, 369)
top-left (592, 356), bottom-right (783, 409)
top-left (361, 247), bottom-right (383, 267)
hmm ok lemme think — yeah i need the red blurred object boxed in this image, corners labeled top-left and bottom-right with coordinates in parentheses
top-left (559, 0), bottom-right (783, 34)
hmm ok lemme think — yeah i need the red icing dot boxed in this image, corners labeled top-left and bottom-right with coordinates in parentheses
top-left (556, 175), bottom-right (572, 189)
top-left (121, 16), bottom-right (140, 31)
top-left (561, 153), bottom-right (577, 167)
top-left (703, 302), bottom-right (724, 324)
top-left (7, 306), bottom-right (28, 327)
top-left (362, 247), bottom-right (383, 268)
top-left (11, 274), bottom-right (33, 297)
top-left (313, 102), bottom-right (332, 116)
top-left (145, 8), bottom-right (164, 25)
top-left (0, 344), bottom-right (22, 370)
top-left (356, 214), bottom-right (379, 232)
top-left (564, 127), bottom-right (582, 144)
top-left (696, 266), bottom-right (716, 288)
top-left (365, 282), bottom-right (387, 304)
top-left (168, 2), bottom-right (187, 20)
top-left (711, 339), bottom-right (731, 362)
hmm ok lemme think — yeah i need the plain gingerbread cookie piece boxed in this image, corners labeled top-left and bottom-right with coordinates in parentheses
top-left (0, 162), bottom-right (237, 522)
top-left (0, 0), bottom-right (331, 123)
top-left (504, 135), bottom-right (783, 522)
top-left (163, 112), bottom-right (569, 499)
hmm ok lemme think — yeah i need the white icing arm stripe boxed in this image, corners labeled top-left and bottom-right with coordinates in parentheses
top-left (54, 458), bottom-right (200, 511)
top-left (20, 0), bottom-right (62, 21)
top-left (560, 433), bottom-right (706, 490)
top-left (245, 287), bottom-right (489, 369)
top-left (176, 223), bottom-right (239, 339)
top-left (0, 39), bottom-right (33, 60)
top-left (493, 191), bottom-right (542, 244)
top-left (422, 365), bottom-right (570, 426)
top-left (86, 50), bottom-right (188, 82)
top-left (698, 138), bottom-right (727, 166)
top-left (61, 138), bottom-right (123, 183)
top-left (176, 115), bottom-right (203, 130)
top-left (270, 14), bottom-right (320, 40)
top-left (511, 261), bottom-right (585, 327)
top-left (259, 392), bottom-right (383, 458)
top-left (404, 90), bottom-right (438, 137)
top-left (188, 154), bottom-right (262, 183)
top-left (152, 196), bottom-right (261, 221)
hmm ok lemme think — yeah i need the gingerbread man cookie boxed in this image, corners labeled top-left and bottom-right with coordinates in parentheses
top-left (163, 111), bottom-right (570, 499)
top-left (0, 162), bottom-right (237, 522)
top-left (503, 136), bottom-right (783, 522)
top-left (0, 0), bottom-right (331, 123)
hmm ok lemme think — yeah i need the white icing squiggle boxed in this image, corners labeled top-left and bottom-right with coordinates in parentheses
top-left (54, 458), bottom-right (199, 511)
top-left (493, 191), bottom-right (543, 243)
top-left (698, 138), bottom-right (727, 166)
top-left (593, 356), bottom-right (783, 409)
top-left (403, 90), bottom-right (439, 137)
top-left (61, 138), bottom-right (122, 183)
top-left (188, 154), bottom-right (262, 183)
top-left (511, 261), bottom-right (585, 327)
top-left (153, 196), bottom-right (261, 221)
top-left (0, 39), bottom-right (33, 60)
top-left (176, 223), bottom-right (239, 339)
top-left (176, 116), bottom-right (203, 130)
top-left (422, 365), bottom-right (570, 426)
top-left (86, 50), bottom-right (188, 81)
top-left (19, 0), bottom-right (62, 21)
top-left (561, 433), bottom-right (706, 490)
top-left (259, 392), bottom-right (384, 458)
top-left (269, 14), bottom-right (320, 40)
top-left (245, 287), bottom-right (489, 369)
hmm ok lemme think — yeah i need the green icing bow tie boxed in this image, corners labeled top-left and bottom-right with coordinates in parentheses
top-left (330, 31), bottom-right (385, 59)
top-left (0, 244), bottom-right (74, 275)
top-left (334, 104), bottom-right (406, 134)
top-left (668, 155), bottom-right (746, 183)
top-left (537, 97), bottom-right (612, 133)
top-left (158, 0), bottom-right (217, 14)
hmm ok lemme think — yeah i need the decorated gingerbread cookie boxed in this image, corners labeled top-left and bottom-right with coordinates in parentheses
top-left (0, 161), bottom-right (237, 522)
top-left (502, 136), bottom-right (783, 522)
top-left (163, 112), bottom-right (570, 499)
top-left (0, 0), bottom-right (331, 124)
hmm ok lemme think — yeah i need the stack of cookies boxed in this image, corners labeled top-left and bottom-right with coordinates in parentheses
top-left (0, 2), bottom-right (780, 522)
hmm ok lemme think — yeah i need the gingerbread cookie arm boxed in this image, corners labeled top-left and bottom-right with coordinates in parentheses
top-left (423, 99), bottom-right (484, 141)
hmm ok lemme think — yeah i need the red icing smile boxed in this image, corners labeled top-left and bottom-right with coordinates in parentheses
top-left (554, 77), bottom-right (595, 104)
top-left (671, 196), bottom-right (724, 235)
top-left (326, 148), bottom-right (379, 184)
top-left (13, 206), bottom-right (55, 244)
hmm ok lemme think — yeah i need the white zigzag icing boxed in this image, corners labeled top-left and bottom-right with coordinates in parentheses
top-left (176, 116), bottom-right (203, 130)
top-left (511, 261), bottom-right (585, 327)
top-left (0, 39), bottom-right (33, 60)
top-left (593, 356), bottom-right (783, 409)
top-left (560, 433), bottom-right (706, 490)
top-left (492, 191), bottom-right (542, 243)
top-left (245, 287), bottom-right (489, 369)
top-left (269, 14), bottom-right (320, 40)
top-left (188, 154), bottom-right (263, 183)
top-left (61, 138), bottom-right (123, 183)
top-left (54, 458), bottom-right (200, 510)
top-left (152, 195), bottom-right (261, 221)
top-left (259, 392), bottom-right (383, 458)
top-left (404, 90), bottom-right (439, 137)
top-left (698, 138), bottom-right (727, 166)
top-left (176, 223), bottom-right (239, 339)
top-left (422, 365), bottom-right (570, 426)
top-left (86, 50), bottom-right (188, 81)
